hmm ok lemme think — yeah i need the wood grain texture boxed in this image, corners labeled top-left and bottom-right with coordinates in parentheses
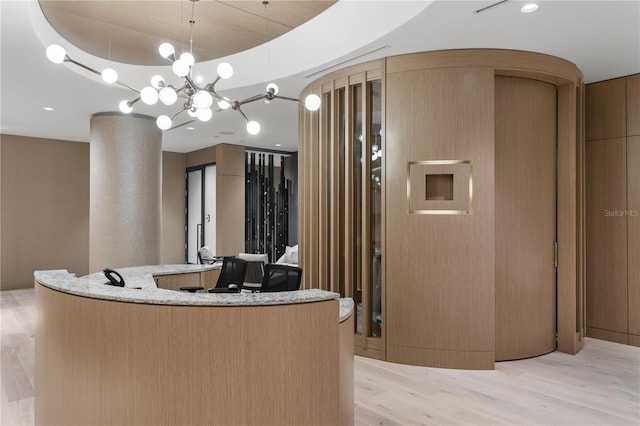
top-left (495, 77), bottom-right (557, 361)
top-left (385, 66), bottom-right (495, 369)
top-left (386, 49), bottom-right (582, 85)
top-left (585, 138), bottom-right (628, 334)
top-left (35, 284), bottom-right (347, 426)
top-left (355, 338), bottom-right (639, 426)
top-left (216, 175), bottom-right (245, 257)
top-left (161, 152), bottom-right (186, 264)
top-left (557, 83), bottom-right (583, 354)
top-left (586, 327), bottom-right (629, 345)
top-left (627, 74), bottom-right (640, 136)
top-left (318, 91), bottom-right (330, 291)
top-left (585, 78), bottom-right (626, 141)
top-left (300, 50), bottom-right (585, 365)
top-left (202, 268), bottom-right (221, 288)
top-left (628, 136), bottom-right (640, 336)
top-left (40, 1), bottom-right (334, 65)
top-left (339, 315), bottom-right (355, 426)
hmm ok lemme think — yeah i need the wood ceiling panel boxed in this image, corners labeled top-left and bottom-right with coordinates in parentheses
top-left (39, 0), bottom-right (335, 65)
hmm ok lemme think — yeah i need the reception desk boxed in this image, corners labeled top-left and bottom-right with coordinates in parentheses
top-left (35, 266), bottom-right (354, 426)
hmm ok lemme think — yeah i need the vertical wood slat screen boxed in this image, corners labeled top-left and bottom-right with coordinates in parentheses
top-left (299, 60), bottom-right (385, 356)
top-left (245, 152), bottom-right (291, 263)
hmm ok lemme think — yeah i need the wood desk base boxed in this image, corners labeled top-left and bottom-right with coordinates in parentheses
top-left (35, 284), bottom-right (353, 425)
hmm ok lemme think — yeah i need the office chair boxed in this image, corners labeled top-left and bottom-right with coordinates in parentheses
top-left (207, 257), bottom-right (248, 293)
top-left (259, 264), bottom-right (302, 292)
top-left (238, 253), bottom-right (269, 291)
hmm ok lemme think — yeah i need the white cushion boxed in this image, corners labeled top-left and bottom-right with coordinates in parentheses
top-left (198, 246), bottom-right (214, 262)
top-left (275, 245), bottom-right (299, 265)
top-left (238, 253), bottom-right (269, 264)
top-left (285, 245), bottom-right (299, 265)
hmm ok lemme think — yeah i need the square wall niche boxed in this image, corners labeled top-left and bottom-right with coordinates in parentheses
top-left (408, 160), bottom-right (473, 215)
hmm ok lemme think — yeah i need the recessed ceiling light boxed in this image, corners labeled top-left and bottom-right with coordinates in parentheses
top-left (521, 3), bottom-right (538, 13)
top-left (186, 127), bottom-right (195, 130)
top-left (43, 107), bottom-right (54, 111)
top-left (275, 144), bottom-right (282, 147)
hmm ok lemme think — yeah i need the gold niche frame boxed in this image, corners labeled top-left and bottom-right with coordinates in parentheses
top-left (407, 159), bottom-right (473, 215)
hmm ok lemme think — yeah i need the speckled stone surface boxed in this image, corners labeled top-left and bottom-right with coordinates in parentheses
top-left (339, 298), bottom-right (355, 322)
top-left (34, 266), bottom-right (353, 321)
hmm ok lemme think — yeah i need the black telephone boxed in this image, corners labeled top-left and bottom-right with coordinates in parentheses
top-left (103, 268), bottom-right (125, 287)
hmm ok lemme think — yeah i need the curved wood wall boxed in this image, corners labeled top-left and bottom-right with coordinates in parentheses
top-left (35, 284), bottom-right (352, 425)
top-left (299, 50), bottom-right (585, 369)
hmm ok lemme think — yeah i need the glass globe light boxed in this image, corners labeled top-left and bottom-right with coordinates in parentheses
top-left (180, 52), bottom-right (195, 67)
top-left (172, 59), bottom-right (190, 77)
top-left (156, 115), bottom-right (172, 130)
top-left (159, 86), bottom-right (178, 105)
top-left (246, 120), bottom-right (260, 135)
top-left (216, 62), bottom-right (233, 79)
top-left (46, 44), bottom-right (67, 64)
top-left (193, 90), bottom-right (213, 109)
top-left (158, 42), bottom-right (175, 59)
top-left (140, 86), bottom-right (159, 105)
top-left (101, 68), bottom-right (118, 84)
top-left (304, 94), bottom-right (321, 111)
top-left (266, 83), bottom-right (279, 95)
top-left (119, 100), bottom-right (133, 113)
top-left (196, 108), bottom-right (212, 122)
top-left (187, 107), bottom-right (198, 118)
top-left (217, 99), bottom-right (231, 110)
top-left (150, 75), bottom-right (165, 89)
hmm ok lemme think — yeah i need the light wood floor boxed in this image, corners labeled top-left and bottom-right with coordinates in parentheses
top-left (1, 288), bottom-right (639, 426)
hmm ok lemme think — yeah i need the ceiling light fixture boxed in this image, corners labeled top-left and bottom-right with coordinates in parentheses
top-left (521, 3), bottom-right (539, 13)
top-left (44, 0), bottom-right (320, 135)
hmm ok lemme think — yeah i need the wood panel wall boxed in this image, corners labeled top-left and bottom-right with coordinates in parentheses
top-left (186, 143), bottom-right (246, 258)
top-left (0, 134), bottom-right (250, 289)
top-left (299, 50), bottom-right (585, 368)
top-left (585, 74), bottom-right (640, 347)
top-left (627, 76), bottom-right (640, 347)
top-left (385, 64), bottom-right (496, 369)
top-left (1, 135), bottom-right (90, 290)
top-left (495, 77), bottom-right (557, 361)
top-left (162, 152), bottom-right (187, 264)
top-left (35, 284), bottom-right (349, 425)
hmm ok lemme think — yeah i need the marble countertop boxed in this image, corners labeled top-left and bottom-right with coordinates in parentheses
top-left (34, 265), bottom-right (353, 321)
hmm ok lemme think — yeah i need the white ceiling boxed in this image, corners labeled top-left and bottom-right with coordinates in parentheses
top-left (1, 0), bottom-right (639, 153)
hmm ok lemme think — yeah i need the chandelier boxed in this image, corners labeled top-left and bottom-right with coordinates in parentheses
top-left (44, 0), bottom-right (321, 135)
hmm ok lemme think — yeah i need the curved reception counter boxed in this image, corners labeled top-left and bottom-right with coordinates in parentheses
top-left (35, 266), bottom-right (355, 426)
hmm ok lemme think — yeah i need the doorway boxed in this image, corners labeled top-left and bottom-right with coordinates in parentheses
top-left (186, 163), bottom-right (216, 263)
top-left (495, 76), bottom-right (557, 361)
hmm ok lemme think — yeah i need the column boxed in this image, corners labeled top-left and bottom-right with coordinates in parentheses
top-left (90, 113), bottom-right (162, 272)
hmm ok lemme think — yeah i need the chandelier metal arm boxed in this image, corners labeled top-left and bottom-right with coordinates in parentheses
top-left (44, 0), bottom-right (320, 134)
top-left (169, 108), bottom-right (186, 120)
top-left (273, 94), bottom-right (303, 103)
top-left (235, 107), bottom-right (250, 122)
top-left (64, 56), bottom-right (140, 93)
top-left (238, 93), bottom-right (270, 106)
top-left (184, 74), bottom-right (200, 92)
